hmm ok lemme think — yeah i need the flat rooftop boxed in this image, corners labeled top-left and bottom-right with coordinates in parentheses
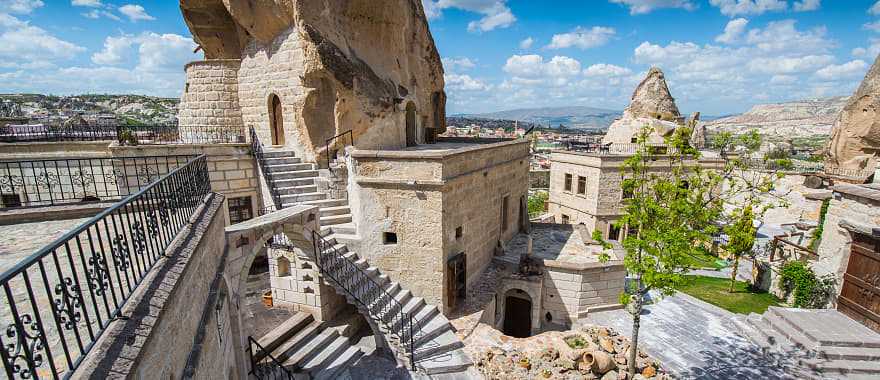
top-left (500, 223), bottom-right (622, 270)
top-left (351, 138), bottom-right (525, 159)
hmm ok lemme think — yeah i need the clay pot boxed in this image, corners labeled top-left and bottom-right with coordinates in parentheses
top-left (518, 358), bottom-right (531, 370)
top-left (600, 370), bottom-right (618, 380)
top-left (583, 351), bottom-right (617, 375)
top-left (261, 291), bottom-right (273, 307)
top-left (642, 365), bottom-right (656, 378)
top-left (599, 337), bottom-right (616, 353)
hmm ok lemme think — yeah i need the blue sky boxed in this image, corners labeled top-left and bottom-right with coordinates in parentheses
top-left (1, 1), bottom-right (879, 116)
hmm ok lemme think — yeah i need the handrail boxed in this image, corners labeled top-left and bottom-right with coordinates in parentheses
top-left (310, 230), bottom-right (416, 370)
top-left (0, 125), bottom-right (246, 144)
top-left (247, 336), bottom-right (294, 379)
top-left (0, 155), bottom-right (211, 378)
top-left (324, 130), bottom-right (354, 168)
top-left (250, 127), bottom-right (282, 210)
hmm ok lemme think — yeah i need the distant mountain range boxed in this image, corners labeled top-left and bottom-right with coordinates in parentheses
top-left (703, 96), bottom-right (848, 139)
top-left (0, 94), bottom-right (179, 125)
top-left (458, 106), bottom-right (622, 130)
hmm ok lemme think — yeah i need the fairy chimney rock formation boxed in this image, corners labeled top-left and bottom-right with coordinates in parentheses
top-left (825, 55), bottom-right (880, 172)
top-left (603, 67), bottom-right (685, 145)
top-left (178, 0), bottom-right (446, 162)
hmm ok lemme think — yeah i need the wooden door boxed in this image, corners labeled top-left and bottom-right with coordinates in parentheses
top-left (270, 95), bottom-right (284, 146)
top-left (446, 253), bottom-right (466, 309)
top-left (838, 233), bottom-right (880, 333)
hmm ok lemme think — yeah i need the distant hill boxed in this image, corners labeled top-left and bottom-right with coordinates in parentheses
top-left (459, 106), bottom-right (622, 130)
top-left (703, 97), bottom-right (847, 139)
top-left (0, 94), bottom-right (179, 125)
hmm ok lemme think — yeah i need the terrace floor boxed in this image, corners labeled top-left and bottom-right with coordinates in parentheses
top-left (0, 217), bottom-right (90, 272)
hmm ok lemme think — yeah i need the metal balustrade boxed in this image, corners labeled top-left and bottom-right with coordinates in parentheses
top-left (0, 155), bottom-right (211, 379)
top-left (0, 125), bottom-right (247, 145)
top-left (0, 155), bottom-right (195, 209)
top-left (246, 336), bottom-right (294, 380)
top-left (250, 128), bottom-right (282, 210)
top-left (311, 230), bottom-right (416, 370)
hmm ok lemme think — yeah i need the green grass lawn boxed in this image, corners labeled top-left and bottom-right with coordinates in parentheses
top-left (676, 275), bottom-right (782, 315)
top-left (683, 248), bottom-right (724, 270)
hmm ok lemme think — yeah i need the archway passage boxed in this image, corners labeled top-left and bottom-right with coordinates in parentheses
top-left (503, 295), bottom-right (533, 338)
top-left (405, 102), bottom-right (417, 147)
top-left (269, 94), bottom-right (285, 146)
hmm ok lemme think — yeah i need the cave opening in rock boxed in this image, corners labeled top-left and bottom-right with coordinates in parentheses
top-left (405, 101), bottom-right (417, 147)
top-left (503, 289), bottom-right (533, 338)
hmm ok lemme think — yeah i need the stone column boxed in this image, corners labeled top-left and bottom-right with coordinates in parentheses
top-left (178, 60), bottom-right (244, 142)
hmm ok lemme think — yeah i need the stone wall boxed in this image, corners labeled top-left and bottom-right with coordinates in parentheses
top-left (350, 140), bottom-right (530, 313)
top-left (179, 60), bottom-right (244, 128)
top-left (110, 144), bottom-right (261, 225)
top-left (542, 263), bottom-right (626, 325)
top-left (0, 141), bottom-right (111, 159)
top-left (268, 247), bottom-right (346, 320)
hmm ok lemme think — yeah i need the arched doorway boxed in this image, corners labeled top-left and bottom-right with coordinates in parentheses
top-left (502, 289), bottom-right (533, 338)
top-left (405, 102), bottom-right (417, 147)
top-left (268, 94), bottom-right (285, 146)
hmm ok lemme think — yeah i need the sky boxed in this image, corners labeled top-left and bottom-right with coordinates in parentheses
top-left (1, 0), bottom-right (879, 116)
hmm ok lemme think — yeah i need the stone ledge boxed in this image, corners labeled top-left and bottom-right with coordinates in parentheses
top-left (351, 139), bottom-right (528, 160)
top-left (0, 202), bottom-right (117, 225)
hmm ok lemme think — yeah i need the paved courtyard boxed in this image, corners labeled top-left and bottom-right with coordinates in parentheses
top-left (584, 291), bottom-right (815, 379)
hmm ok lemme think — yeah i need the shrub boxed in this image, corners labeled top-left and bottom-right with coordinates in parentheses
top-left (808, 199), bottom-right (830, 251)
top-left (778, 261), bottom-right (835, 308)
top-left (528, 191), bottom-right (549, 217)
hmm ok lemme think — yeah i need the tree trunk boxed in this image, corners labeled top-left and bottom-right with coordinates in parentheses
top-left (728, 254), bottom-right (740, 292)
top-left (628, 294), bottom-right (642, 377)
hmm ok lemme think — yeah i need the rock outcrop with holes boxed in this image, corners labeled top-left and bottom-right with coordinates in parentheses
top-left (825, 55), bottom-right (880, 171)
top-left (603, 67), bottom-right (684, 145)
top-left (179, 0), bottom-right (446, 161)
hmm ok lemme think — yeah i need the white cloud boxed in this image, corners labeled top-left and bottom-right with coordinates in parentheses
top-left (792, 0), bottom-right (820, 12)
top-left (709, 0), bottom-right (787, 17)
top-left (853, 39), bottom-right (880, 59)
top-left (0, 0), bottom-right (44, 14)
top-left (0, 14), bottom-right (85, 62)
top-left (422, 0), bottom-right (515, 32)
top-left (82, 9), bottom-right (120, 21)
top-left (92, 35), bottom-right (135, 65)
top-left (119, 4), bottom-right (154, 22)
top-left (72, 0), bottom-right (102, 7)
top-left (747, 55), bottom-right (835, 74)
top-left (815, 60), bottom-right (869, 81)
top-left (442, 57), bottom-right (476, 71)
top-left (608, 0), bottom-right (697, 14)
top-left (583, 63), bottom-right (632, 77)
top-left (745, 20), bottom-right (832, 54)
top-left (519, 37), bottom-right (534, 49)
top-left (864, 21), bottom-right (880, 33)
top-left (871, 1), bottom-right (880, 15)
top-left (445, 73), bottom-right (491, 91)
top-left (769, 74), bottom-right (797, 85)
top-left (716, 18), bottom-right (749, 44)
top-left (546, 26), bottom-right (616, 50)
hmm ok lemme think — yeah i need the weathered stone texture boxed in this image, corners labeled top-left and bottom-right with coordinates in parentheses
top-left (825, 54), bottom-right (880, 171)
top-left (603, 67), bottom-right (685, 145)
top-left (178, 60), bottom-right (244, 128)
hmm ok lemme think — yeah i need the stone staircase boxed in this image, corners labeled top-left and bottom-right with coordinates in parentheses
top-left (733, 306), bottom-right (880, 379)
top-left (252, 311), bottom-right (365, 380)
top-left (260, 148), bottom-right (356, 236)
top-left (314, 226), bottom-right (473, 375)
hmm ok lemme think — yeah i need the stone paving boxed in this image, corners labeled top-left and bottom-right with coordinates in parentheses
top-left (584, 291), bottom-right (815, 379)
top-left (0, 217), bottom-right (91, 270)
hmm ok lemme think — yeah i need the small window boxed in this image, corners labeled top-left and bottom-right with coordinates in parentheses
top-left (561, 214), bottom-right (570, 224)
top-left (577, 176), bottom-right (586, 195)
top-left (622, 187), bottom-right (634, 200)
top-left (501, 195), bottom-right (510, 232)
top-left (277, 257), bottom-right (291, 277)
top-left (455, 226), bottom-right (463, 239)
top-left (383, 232), bottom-right (398, 245)
top-left (228, 196), bottom-right (253, 224)
top-left (564, 174), bottom-right (572, 192)
top-left (609, 224), bottom-right (622, 241)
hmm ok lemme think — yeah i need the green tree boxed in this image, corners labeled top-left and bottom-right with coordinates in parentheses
top-left (527, 191), bottom-right (548, 217)
top-left (612, 126), bottom-right (720, 377)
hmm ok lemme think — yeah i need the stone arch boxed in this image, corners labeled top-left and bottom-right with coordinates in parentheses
top-left (276, 255), bottom-right (291, 277)
top-left (502, 288), bottom-right (533, 338)
top-left (405, 101), bottom-right (417, 147)
top-left (268, 93), bottom-right (285, 146)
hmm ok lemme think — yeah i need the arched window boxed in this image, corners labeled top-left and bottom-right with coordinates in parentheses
top-left (276, 256), bottom-right (291, 277)
top-left (405, 102), bottom-right (417, 147)
top-left (268, 94), bottom-right (285, 146)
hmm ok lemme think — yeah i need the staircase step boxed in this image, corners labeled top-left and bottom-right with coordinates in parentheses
top-left (313, 346), bottom-right (363, 380)
top-left (801, 358), bottom-right (880, 375)
top-left (272, 169), bottom-right (320, 180)
top-left (267, 163), bottom-right (315, 173)
top-left (300, 335), bottom-right (352, 373)
top-left (319, 205), bottom-right (351, 217)
top-left (276, 185), bottom-right (318, 195)
top-left (416, 346), bottom-right (474, 375)
top-left (264, 156), bottom-right (302, 165)
top-left (256, 312), bottom-right (314, 359)
top-left (271, 320), bottom-right (323, 363)
top-left (304, 198), bottom-right (347, 208)
top-left (326, 222), bottom-right (356, 235)
top-left (413, 313), bottom-right (454, 348)
top-left (745, 313), bottom-right (796, 351)
top-left (763, 311), bottom-right (815, 350)
top-left (413, 329), bottom-right (465, 362)
top-left (820, 346), bottom-right (880, 361)
top-left (262, 149), bottom-right (297, 159)
top-left (321, 213), bottom-right (353, 226)
top-left (280, 192), bottom-right (327, 204)
top-left (272, 177), bottom-right (315, 188)
top-left (283, 328), bottom-right (339, 369)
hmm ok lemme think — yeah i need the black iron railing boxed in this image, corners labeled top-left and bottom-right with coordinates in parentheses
top-left (324, 130), bottom-right (353, 168)
top-left (246, 336), bottom-right (294, 380)
top-left (0, 154), bottom-right (211, 379)
top-left (0, 156), bottom-right (195, 209)
top-left (250, 128), bottom-right (282, 210)
top-left (0, 125), bottom-right (246, 145)
top-left (311, 230), bottom-right (416, 370)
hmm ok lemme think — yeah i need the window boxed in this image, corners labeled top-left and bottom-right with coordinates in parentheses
top-left (609, 224), bottom-right (622, 241)
top-left (501, 195), bottom-right (510, 232)
top-left (564, 173), bottom-right (572, 192)
top-left (277, 257), bottom-right (291, 277)
top-left (383, 232), bottom-right (398, 245)
top-left (577, 176), bottom-right (586, 195)
top-left (228, 196), bottom-right (253, 224)
top-left (455, 226), bottom-right (463, 239)
top-left (561, 214), bottom-right (570, 224)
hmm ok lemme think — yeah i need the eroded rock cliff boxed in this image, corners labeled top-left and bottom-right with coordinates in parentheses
top-left (603, 67), bottom-right (684, 145)
top-left (825, 55), bottom-right (880, 171)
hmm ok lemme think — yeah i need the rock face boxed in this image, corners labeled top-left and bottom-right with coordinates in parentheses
top-left (825, 55), bottom-right (880, 170)
top-left (603, 67), bottom-right (684, 145)
top-left (704, 97), bottom-right (847, 139)
top-left (179, 0), bottom-right (446, 162)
